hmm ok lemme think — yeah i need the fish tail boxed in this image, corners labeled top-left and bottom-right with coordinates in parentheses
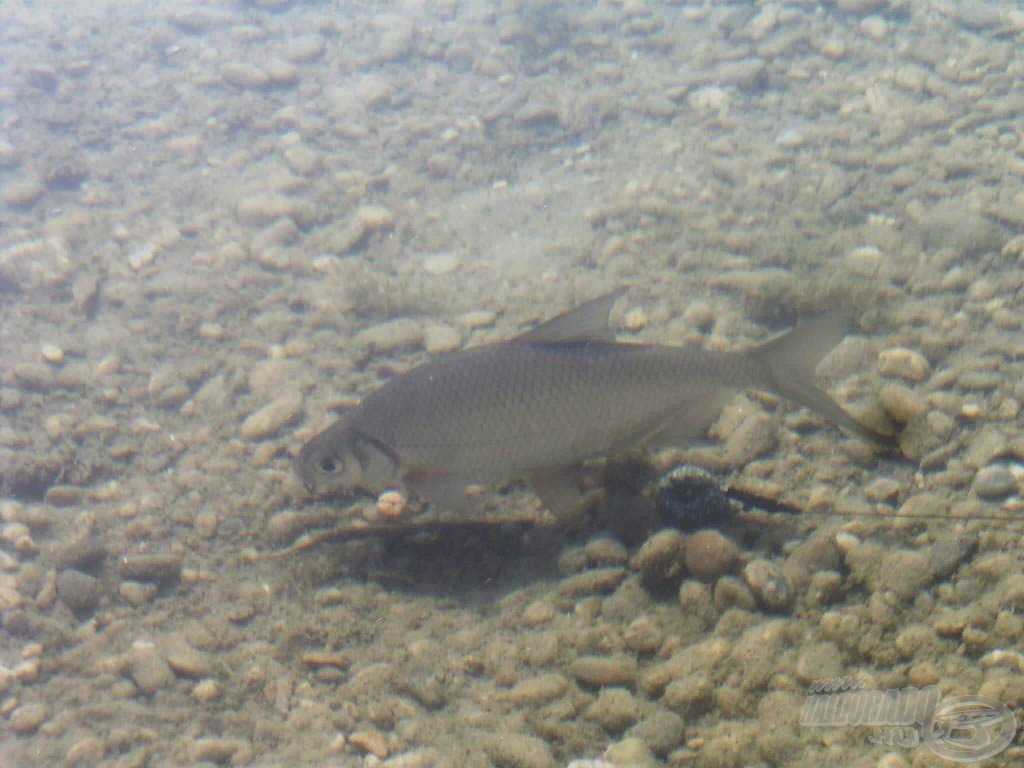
top-left (751, 310), bottom-right (897, 448)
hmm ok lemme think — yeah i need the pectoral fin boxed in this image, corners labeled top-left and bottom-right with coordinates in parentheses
top-left (526, 466), bottom-right (593, 525)
top-left (404, 471), bottom-right (475, 512)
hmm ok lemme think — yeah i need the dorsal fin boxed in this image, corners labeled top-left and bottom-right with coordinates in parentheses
top-left (515, 288), bottom-right (626, 343)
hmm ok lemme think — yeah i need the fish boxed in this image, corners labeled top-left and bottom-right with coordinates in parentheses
top-left (294, 289), bottom-right (896, 517)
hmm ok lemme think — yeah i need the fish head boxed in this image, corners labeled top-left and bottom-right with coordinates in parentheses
top-left (294, 423), bottom-right (400, 496)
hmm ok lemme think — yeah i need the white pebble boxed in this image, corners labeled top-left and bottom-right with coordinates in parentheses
top-left (40, 343), bottom-right (64, 363)
top-left (422, 252), bottom-right (459, 276)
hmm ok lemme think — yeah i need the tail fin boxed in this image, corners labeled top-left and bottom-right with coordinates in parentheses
top-left (751, 311), bottom-right (898, 449)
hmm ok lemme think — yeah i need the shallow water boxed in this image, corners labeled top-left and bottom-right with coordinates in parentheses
top-left (1, 1), bottom-right (1022, 766)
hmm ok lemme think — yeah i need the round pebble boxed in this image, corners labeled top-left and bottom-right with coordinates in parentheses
top-left (57, 568), bottom-right (100, 615)
top-left (973, 465), bottom-right (1018, 500)
top-left (422, 252), bottom-right (459, 275)
top-left (684, 530), bottom-right (739, 581)
top-left (9, 702), bottom-right (48, 733)
top-left (376, 490), bottom-right (408, 519)
top-left (40, 343), bottom-right (64, 363)
top-left (633, 529), bottom-right (687, 591)
top-left (743, 559), bottom-right (794, 611)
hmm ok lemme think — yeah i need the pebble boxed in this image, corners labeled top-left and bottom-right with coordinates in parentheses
top-left (604, 738), bottom-right (659, 768)
top-left (9, 702), bottom-right (47, 733)
top-left (743, 559), bottom-right (794, 611)
top-left (423, 323), bottom-right (461, 354)
top-left (354, 318), bottom-right (423, 353)
top-left (626, 710), bottom-right (684, 756)
top-left (357, 205), bottom-right (395, 231)
top-left (973, 465), bottom-right (1018, 500)
top-left (57, 568), bottom-right (101, 615)
top-left (422, 252), bottom-right (459, 275)
top-left (633, 529), bottom-right (687, 591)
top-left (623, 616), bottom-right (663, 656)
top-left (458, 310), bottom-right (497, 329)
top-left (130, 639), bottom-right (175, 695)
top-left (795, 641), bottom-right (843, 684)
top-left (350, 729), bottom-right (389, 759)
top-left (39, 342), bottom-right (64, 363)
top-left (878, 383), bottom-right (926, 424)
top-left (119, 553), bottom-right (182, 585)
top-left (375, 490), bottom-right (408, 520)
top-left (559, 568), bottom-right (627, 597)
top-left (722, 412), bottom-right (776, 466)
top-left (878, 348), bottom-right (930, 382)
top-left (688, 86), bottom-right (728, 113)
top-left (240, 392), bottom-right (303, 440)
top-left (570, 656), bottom-right (637, 689)
top-left (684, 530), bottom-right (739, 581)
top-left (65, 736), bottom-right (104, 765)
top-left (481, 732), bottom-right (557, 768)
top-left (712, 575), bottom-right (757, 612)
top-left (3, 179), bottom-right (45, 208)
top-left (284, 144), bottom-right (320, 176)
top-left (190, 738), bottom-right (250, 764)
top-left (624, 307), bottom-right (647, 332)
top-left (585, 688), bottom-right (640, 733)
top-left (499, 673), bottom-right (569, 706)
top-left (859, 15), bottom-right (887, 40)
top-left (193, 678), bottom-right (222, 702)
top-left (221, 62), bottom-right (270, 89)
top-left (119, 580), bottom-right (158, 606)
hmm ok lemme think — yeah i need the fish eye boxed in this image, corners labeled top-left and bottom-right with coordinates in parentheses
top-left (318, 456), bottom-right (342, 474)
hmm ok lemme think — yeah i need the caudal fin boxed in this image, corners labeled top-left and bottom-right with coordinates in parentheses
top-left (751, 311), bottom-right (898, 449)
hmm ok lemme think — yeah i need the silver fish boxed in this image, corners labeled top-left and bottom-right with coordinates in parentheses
top-left (295, 289), bottom-right (894, 515)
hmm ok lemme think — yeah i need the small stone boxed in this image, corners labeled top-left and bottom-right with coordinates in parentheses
top-left (559, 567), bottom-right (627, 597)
top-left (880, 550), bottom-right (934, 600)
top-left (130, 639), bottom-right (175, 695)
top-left (376, 490), bottom-right (408, 519)
top-left (743, 559), bottom-right (794, 611)
top-left (684, 530), bottom-right (739, 581)
top-left (190, 738), bottom-right (249, 764)
top-left (9, 702), bottom-right (47, 733)
top-left (626, 710), bottom-right (685, 757)
top-left (712, 575), bottom-right (757, 612)
top-left (349, 729), bottom-right (389, 759)
top-left (878, 348), bottom-right (930, 382)
top-left (845, 245), bottom-right (882, 276)
top-left (585, 687), bottom-right (640, 733)
top-left (878, 383), bottom-right (927, 424)
top-left (423, 323), bottom-right (461, 354)
top-left (795, 641), bottom-right (843, 684)
top-left (240, 392), bottom-right (303, 440)
top-left (624, 307), bottom-right (647, 332)
top-left (357, 205), bottom-right (395, 231)
top-left (623, 616), bottom-right (663, 655)
top-left (604, 737), bottom-right (659, 768)
top-left (422, 252), bottom-right (459, 275)
top-left (193, 678), bottom-right (222, 702)
top-left (44, 484), bottom-right (83, 506)
top-left (39, 343), bottom-right (64, 363)
top-left (722, 412), bottom-right (776, 466)
top-left (973, 465), bottom-right (1018, 500)
top-left (481, 732), bottom-right (557, 768)
top-left (119, 553), bottom-right (182, 585)
top-left (500, 673), bottom-right (569, 706)
top-left (354, 318), bottom-right (423, 353)
top-left (3, 179), bottom-right (45, 208)
top-left (458, 310), bottom-right (497, 329)
top-left (118, 580), bottom-right (158, 606)
top-left (633, 529), bottom-right (687, 592)
top-left (221, 62), bottom-right (269, 89)
top-left (864, 478), bottom-right (901, 504)
top-left (283, 144), bottom-right (320, 176)
top-left (57, 569), bottom-right (100, 615)
top-left (522, 600), bottom-right (556, 626)
top-left (570, 655), bottom-right (637, 689)
top-left (65, 736), bottom-right (104, 766)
